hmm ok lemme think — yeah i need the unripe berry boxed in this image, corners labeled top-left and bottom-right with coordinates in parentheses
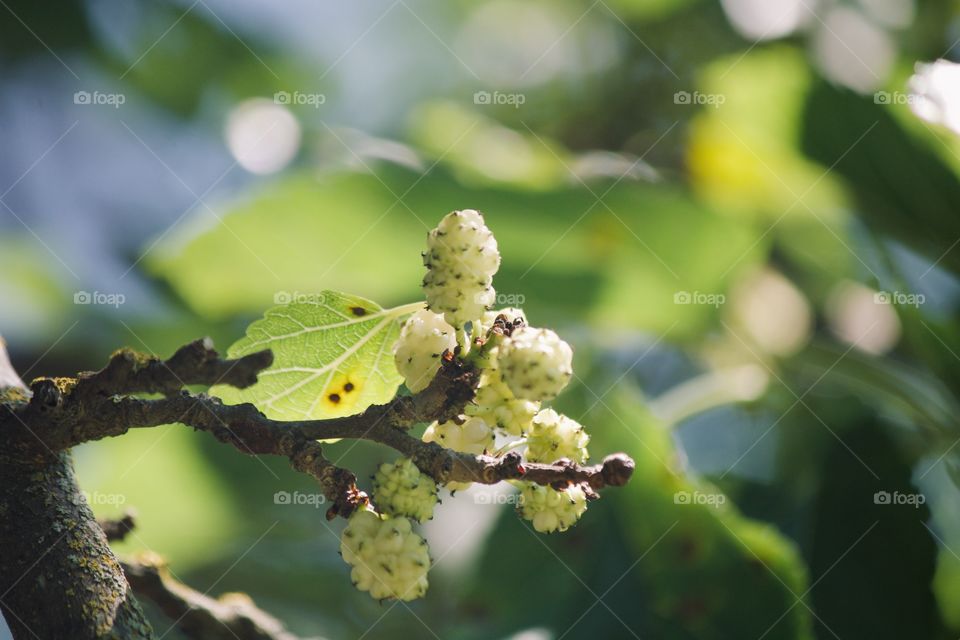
top-left (373, 458), bottom-right (438, 523)
top-left (526, 409), bottom-right (589, 464)
top-left (394, 309), bottom-right (456, 393)
top-left (422, 210), bottom-right (500, 328)
top-left (467, 368), bottom-right (539, 436)
top-left (340, 509), bottom-right (430, 601)
top-left (498, 327), bottom-right (573, 401)
top-left (422, 416), bottom-right (494, 455)
top-left (517, 483), bottom-right (588, 533)
top-left (422, 416), bottom-right (494, 490)
top-left (465, 308), bottom-right (539, 435)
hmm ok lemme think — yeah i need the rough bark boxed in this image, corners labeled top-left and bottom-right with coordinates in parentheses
top-left (0, 450), bottom-right (153, 640)
top-left (1, 337), bottom-right (151, 639)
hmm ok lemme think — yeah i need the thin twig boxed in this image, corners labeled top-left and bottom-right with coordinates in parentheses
top-left (122, 553), bottom-right (305, 640)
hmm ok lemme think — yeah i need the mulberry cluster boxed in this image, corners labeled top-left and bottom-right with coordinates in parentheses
top-left (422, 416), bottom-right (494, 455)
top-left (467, 369), bottom-right (539, 436)
top-left (466, 312), bottom-right (538, 435)
top-left (517, 483), bottom-right (588, 533)
top-left (526, 408), bottom-right (589, 464)
top-left (394, 309), bottom-right (456, 392)
top-left (422, 209), bottom-right (500, 328)
top-left (340, 510), bottom-right (430, 601)
top-left (372, 458), bottom-right (438, 523)
top-left (422, 416), bottom-right (494, 490)
top-left (338, 210), bottom-right (603, 603)
top-left (498, 327), bottom-right (573, 401)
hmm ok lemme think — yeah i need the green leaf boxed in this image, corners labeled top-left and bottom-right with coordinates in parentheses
top-left (145, 172), bottom-right (425, 319)
top-left (807, 412), bottom-right (945, 639)
top-left (147, 167), bottom-right (763, 338)
top-left (212, 292), bottom-right (420, 420)
top-left (465, 388), bottom-right (814, 640)
top-left (801, 79), bottom-right (960, 276)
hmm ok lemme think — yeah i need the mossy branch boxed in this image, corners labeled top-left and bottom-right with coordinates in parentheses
top-left (2, 339), bottom-right (634, 517)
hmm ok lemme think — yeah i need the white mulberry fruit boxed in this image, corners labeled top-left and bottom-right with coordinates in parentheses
top-left (498, 327), bottom-right (573, 401)
top-left (517, 483), bottom-right (588, 533)
top-left (340, 509), bottom-right (430, 601)
top-left (422, 415), bottom-right (494, 455)
top-left (373, 458), bottom-right (438, 523)
top-left (422, 416), bottom-right (494, 490)
top-left (526, 409), bottom-right (589, 464)
top-left (467, 368), bottom-right (539, 436)
top-left (422, 210), bottom-right (500, 328)
top-left (394, 309), bottom-right (456, 392)
top-left (466, 308), bottom-right (539, 435)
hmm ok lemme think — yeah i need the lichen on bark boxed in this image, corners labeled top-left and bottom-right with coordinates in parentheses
top-left (0, 450), bottom-right (153, 639)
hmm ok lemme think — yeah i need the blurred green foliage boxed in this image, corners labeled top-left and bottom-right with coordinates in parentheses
top-left (148, 164), bottom-right (763, 339)
top-left (4, 0), bottom-right (960, 638)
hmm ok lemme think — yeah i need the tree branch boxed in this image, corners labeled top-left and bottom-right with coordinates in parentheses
top-left (99, 507), bottom-right (305, 640)
top-left (122, 554), bottom-right (303, 640)
top-left (0, 451), bottom-right (153, 640)
top-left (99, 510), bottom-right (138, 543)
top-left (2, 339), bottom-right (634, 518)
top-left (73, 337), bottom-right (273, 398)
top-left (0, 336), bottom-right (152, 640)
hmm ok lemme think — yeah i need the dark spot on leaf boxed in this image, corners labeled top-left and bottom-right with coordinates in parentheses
top-left (329, 393), bottom-right (341, 403)
top-left (349, 306), bottom-right (367, 316)
top-left (344, 382), bottom-right (355, 392)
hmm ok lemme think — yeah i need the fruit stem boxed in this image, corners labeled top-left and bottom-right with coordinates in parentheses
top-left (388, 301), bottom-right (428, 317)
top-left (494, 437), bottom-right (527, 457)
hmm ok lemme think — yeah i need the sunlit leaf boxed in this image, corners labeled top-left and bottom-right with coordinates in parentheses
top-left (688, 47), bottom-right (846, 219)
top-left (213, 293), bottom-right (420, 420)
